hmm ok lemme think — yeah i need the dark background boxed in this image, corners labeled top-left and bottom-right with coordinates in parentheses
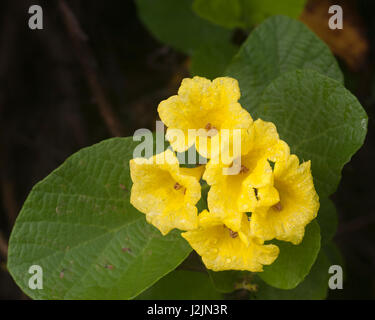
top-left (0, 0), bottom-right (374, 299)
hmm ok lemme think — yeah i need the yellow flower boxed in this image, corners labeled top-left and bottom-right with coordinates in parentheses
top-left (130, 149), bottom-right (204, 235)
top-left (158, 76), bottom-right (253, 159)
top-left (182, 210), bottom-right (279, 272)
top-left (203, 119), bottom-right (290, 231)
top-left (250, 154), bottom-right (320, 245)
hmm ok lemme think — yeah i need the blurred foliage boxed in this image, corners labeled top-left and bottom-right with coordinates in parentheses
top-left (136, 270), bottom-right (223, 300)
top-left (190, 42), bottom-right (238, 80)
top-left (135, 0), bottom-right (231, 55)
top-left (193, 0), bottom-right (306, 29)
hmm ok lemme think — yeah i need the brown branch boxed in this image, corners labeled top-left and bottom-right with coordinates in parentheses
top-left (58, 0), bottom-right (124, 137)
top-left (36, 11), bottom-right (88, 148)
top-left (0, 232), bottom-right (8, 260)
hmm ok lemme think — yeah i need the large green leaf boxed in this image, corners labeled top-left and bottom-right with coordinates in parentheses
top-left (258, 70), bottom-right (368, 197)
top-left (135, 0), bottom-right (231, 55)
top-left (136, 270), bottom-right (223, 299)
top-left (226, 15), bottom-right (344, 118)
top-left (254, 246), bottom-right (330, 299)
top-left (254, 241), bottom-right (343, 299)
top-left (193, 0), bottom-right (306, 29)
top-left (259, 220), bottom-right (321, 289)
top-left (7, 137), bottom-right (192, 299)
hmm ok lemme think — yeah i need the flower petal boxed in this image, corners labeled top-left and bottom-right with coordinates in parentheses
top-left (182, 213), bottom-right (279, 272)
top-left (130, 150), bottom-right (201, 235)
top-left (251, 155), bottom-right (320, 244)
top-left (158, 76), bottom-right (252, 158)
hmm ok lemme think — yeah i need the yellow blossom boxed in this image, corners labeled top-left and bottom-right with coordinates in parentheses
top-left (182, 211), bottom-right (279, 272)
top-left (158, 76), bottom-right (253, 159)
top-left (250, 154), bottom-right (320, 245)
top-left (203, 119), bottom-right (290, 231)
top-left (130, 149), bottom-right (204, 235)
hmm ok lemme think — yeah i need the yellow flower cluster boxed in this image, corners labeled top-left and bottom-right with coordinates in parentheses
top-left (130, 76), bottom-right (319, 272)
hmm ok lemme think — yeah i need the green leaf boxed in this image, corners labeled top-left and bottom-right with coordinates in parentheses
top-left (259, 220), bottom-right (321, 289)
top-left (225, 15), bottom-right (344, 117)
top-left (197, 182), bottom-right (210, 212)
top-left (193, 0), bottom-right (243, 29)
top-left (317, 198), bottom-right (338, 245)
top-left (241, 0), bottom-right (307, 26)
top-left (190, 43), bottom-right (238, 80)
top-left (254, 241), bottom-right (343, 299)
top-left (258, 70), bottom-right (368, 197)
top-left (254, 245), bottom-right (330, 300)
top-left (7, 137), bottom-right (192, 300)
top-left (193, 0), bottom-right (306, 29)
top-left (135, 0), bottom-right (231, 55)
top-left (136, 270), bottom-right (223, 299)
